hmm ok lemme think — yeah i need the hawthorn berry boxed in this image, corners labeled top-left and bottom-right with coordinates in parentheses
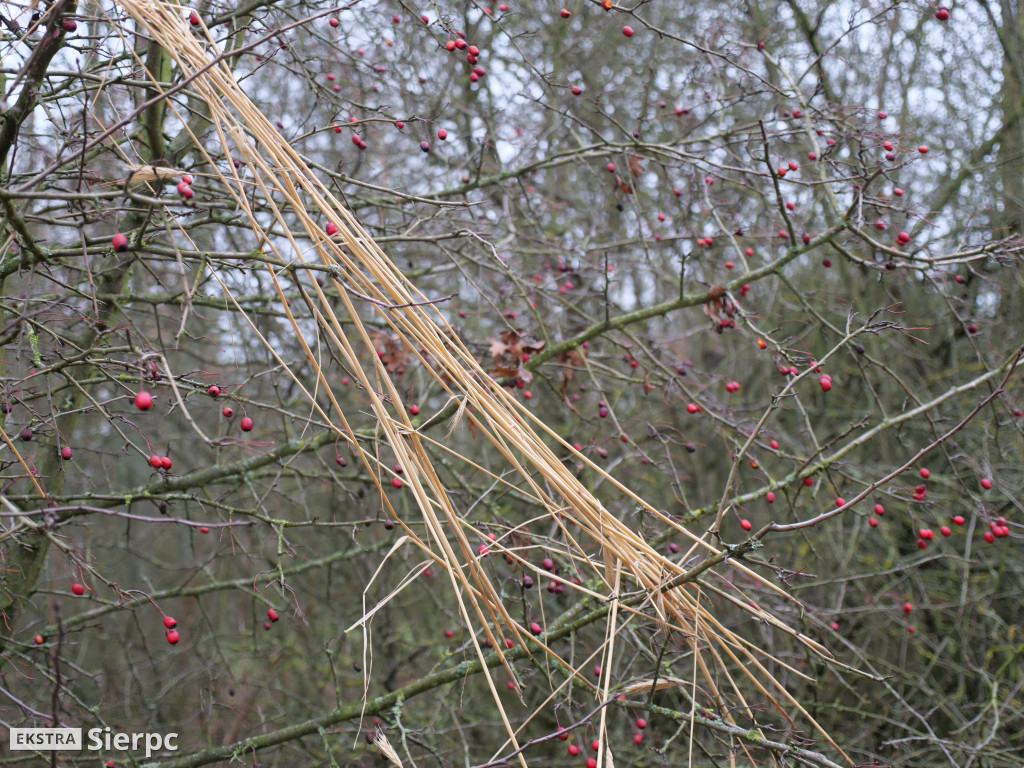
top-left (34, 634), bottom-right (44, 644)
top-left (935, 6), bottom-right (949, 20)
top-left (60, 446), bottom-right (72, 460)
top-left (71, 582), bottom-right (85, 596)
top-left (420, 141), bottom-right (431, 152)
top-left (560, 8), bottom-right (571, 17)
top-left (329, 17), bottom-right (339, 27)
top-left (326, 221), bottom-right (338, 236)
top-left (568, 744), bottom-right (580, 756)
top-left (529, 621), bottom-right (542, 635)
top-left (208, 385), bottom-right (220, 397)
top-left (437, 128), bottom-right (448, 140)
top-left (766, 491), bottom-right (775, 503)
top-left (919, 467), bottom-right (930, 479)
top-left (953, 515), bottom-right (965, 525)
top-left (240, 416), bottom-right (254, 431)
top-left (160, 456), bottom-right (172, 470)
top-left (392, 476), bottom-right (403, 488)
top-left (522, 575), bottom-right (534, 588)
top-left (61, 17), bottom-right (77, 32)
top-left (981, 477), bottom-right (992, 489)
top-left (149, 455), bottom-right (162, 469)
top-left (164, 616), bottom-right (177, 629)
top-left (112, 232), bottom-right (128, 252)
top-left (622, 25), bottom-right (634, 36)
top-left (267, 608), bottom-right (279, 622)
top-left (740, 519), bottom-right (752, 530)
top-left (135, 390), bottom-right (153, 410)
top-left (188, 10), bottom-right (200, 25)
top-left (636, 717), bottom-right (647, 729)
top-left (166, 629), bottom-right (180, 644)
top-left (222, 406), bottom-right (234, 418)
top-left (587, 759), bottom-right (597, 768)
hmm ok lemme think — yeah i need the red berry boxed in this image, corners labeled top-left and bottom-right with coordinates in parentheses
top-left (940, 525), bottom-right (952, 536)
top-left (560, 8), bottom-right (571, 17)
top-left (166, 629), bottom-right (180, 644)
top-left (586, 759), bottom-right (597, 768)
top-left (188, 10), bottom-right (200, 25)
top-left (803, 476), bottom-right (814, 486)
top-left (919, 467), bottom-right (930, 479)
top-left (868, 517), bottom-right (878, 527)
top-left (158, 456), bottom-right (171, 470)
top-left (420, 141), bottom-right (431, 152)
top-left (437, 128), bottom-right (448, 140)
top-left (529, 621), bottom-right (542, 635)
top-left (917, 145), bottom-right (929, 154)
top-left (409, 404), bottom-right (420, 415)
top-left (200, 527), bottom-right (209, 533)
top-left (591, 739), bottom-right (600, 751)
top-left (984, 530), bottom-right (995, 543)
top-left (222, 406), bottom-right (234, 418)
top-left (326, 221), bottom-right (338, 236)
top-left (134, 390), bottom-right (153, 410)
top-left (392, 476), bottom-right (403, 489)
top-left (556, 727), bottom-right (569, 741)
top-left (61, 17), bottom-right (77, 32)
top-left (636, 717), bottom-right (647, 729)
top-left (240, 416), bottom-right (254, 431)
top-left (766, 491), bottom-right (775, 503)
top-left (874, 503), bottom-right (885, 515)
top-left (819, 376), bottom-right (832, 392)
top-left (935, 6), bottom-right (949, 20)
top-left (621, 25), bottom-right (634, 36)
top-left (71, 582), bottom-right (85, 596)
top-left (568, 745), bottom-right (580, 756)
top-left (267, 608), bottom-right (279, 622)
top-left (953, 515), bottom-right (965, 525)
top-left (903, 601), bottom-right (912, 615)
top-left (633, 732), bottom-right (643, 744)
top-left (981, 477), bottom-right (992, 489)
top-left (208, 385), bottom-right (220, 397)
top-left (163, 616), bottom-right (177, 629)
top-left (60, 446), bottom-right (72, 460)
top-left (149, 455), bottom-right (162, 468)
top-left (740, 519), bottom-right (752, 530)
top-left (112, 232), bottom-right (129, 252)
top-left (444, 629), bottom-right (454, 638)
top-left (34, 634), bottom-right (43, 644)
top-left (329, 17), bottom-right (339, 27)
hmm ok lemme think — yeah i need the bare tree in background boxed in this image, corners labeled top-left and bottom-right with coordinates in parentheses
top-left (0, 2), bottom-right (1021, 767)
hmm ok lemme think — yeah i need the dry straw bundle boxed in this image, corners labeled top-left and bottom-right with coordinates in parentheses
top-left (109, 2), bottom-right (850, 764)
